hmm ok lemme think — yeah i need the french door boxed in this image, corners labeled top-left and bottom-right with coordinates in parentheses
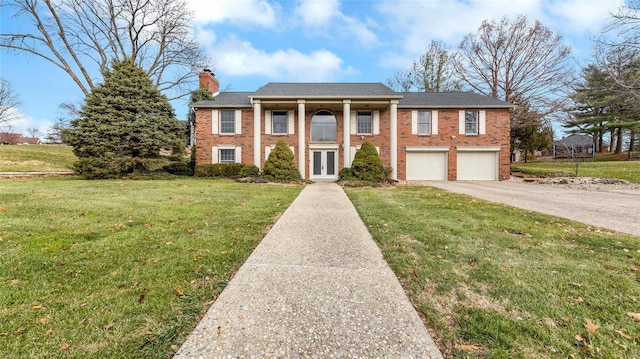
top-left (310, 149), bottom-right (338, 179)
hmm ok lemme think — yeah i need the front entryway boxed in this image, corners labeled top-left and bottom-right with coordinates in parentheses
top-left (309, 146), bottom-right (339, 180)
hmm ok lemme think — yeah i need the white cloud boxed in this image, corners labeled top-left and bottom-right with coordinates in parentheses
top-left (212, 35), bottom-right (356, 81)
top-left (295, 0), bottom-right (340, 27)
top-left (2, 108), bottom-right (52, 138)
top-left (374, 0), bottom-right (624, 69)
top-left (188, 0), bottom-right (279, 28)
top-left (294, 0), bottom-right (378, 47)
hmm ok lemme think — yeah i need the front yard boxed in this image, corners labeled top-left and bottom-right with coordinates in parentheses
top-left (2, 177), bottom-right (639, 358)
top-left (347, 186), bottom-right (640, 358)
top-left (0, 178), bottom-right (301, 358)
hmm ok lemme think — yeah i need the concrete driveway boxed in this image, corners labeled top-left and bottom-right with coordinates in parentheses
top-left (423, 181), bottom-right (640, 237)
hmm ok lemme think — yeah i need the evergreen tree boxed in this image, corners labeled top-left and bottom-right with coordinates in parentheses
top-left (262, 141), bottom-right (301, 182)
top-left (351, 141), bottom-right (385, 182)
top-left (65, 58), bottom-right (185, 178)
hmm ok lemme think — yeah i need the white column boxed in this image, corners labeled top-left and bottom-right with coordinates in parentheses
top-left (297, 100), bottom-right (306, 178)
top-left (253, 100), bottom-right (261, 168)
top-left (390, 100), bottom-right (398, 180)
top-left (343, 100), bottom-right (351, 168)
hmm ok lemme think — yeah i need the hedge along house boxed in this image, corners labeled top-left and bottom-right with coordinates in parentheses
top-left (192, 69), bottom-right (514, 181)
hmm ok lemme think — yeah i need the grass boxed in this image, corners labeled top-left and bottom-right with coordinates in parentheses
top-left (0, 177), bottom-right (301, 358)
top-left (511, 157), bottom-right (640, 183)
top-left (0, 145), bottom-right (77, 172)
top-left (346, 185), bottom-right (640, 358)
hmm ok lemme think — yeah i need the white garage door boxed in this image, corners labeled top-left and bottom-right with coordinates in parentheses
top-left (457, 151), bottom-right (498, 180)
top-left (406, 151), bottom-right (447, 181)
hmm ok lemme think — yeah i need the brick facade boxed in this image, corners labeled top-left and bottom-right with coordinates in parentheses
top-left (193, 72), bottom-right (512, 181)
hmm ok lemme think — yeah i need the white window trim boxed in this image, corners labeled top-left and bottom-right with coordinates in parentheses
top-left (412, 110), bottom-right (437, 135)
top-left (356, 111), bottom-right (373, 135)
top-left (460, 110), bottom-right (481, 136)
top-left (218, 109), bottom-right (241, 135)
top-left (212, 145), bottom-right (241, 164)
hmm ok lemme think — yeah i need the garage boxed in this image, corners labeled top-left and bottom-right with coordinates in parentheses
top-left (457, 148), bottom-right (499, 180)
top-left (406, 148), bottom-right (448, 181)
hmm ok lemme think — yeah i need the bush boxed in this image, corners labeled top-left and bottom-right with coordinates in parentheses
top-left (239, 164), bottom-right (260, 177)
top-left (263, 141), bottom-right (302, 182)
top-left (351, 141), bottom-right (385, 182)
top-left (338, 167), bottom-right (355, 180)
top-left (194, 163), bottom-right (245, 178)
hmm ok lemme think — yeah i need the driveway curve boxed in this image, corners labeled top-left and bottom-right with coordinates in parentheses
top-left (423, 181), bottom-right (640, 237)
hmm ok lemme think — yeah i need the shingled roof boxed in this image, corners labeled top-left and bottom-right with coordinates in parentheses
top-left (398, 92), bottom-right (513, 108)
top-left (253, 82), bottom-right (400, 98)
top-left (192, 83), bottom-right (514, 108)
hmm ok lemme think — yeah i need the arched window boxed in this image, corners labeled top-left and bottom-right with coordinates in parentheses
top-left (311, 110), bottom-right (337, 142)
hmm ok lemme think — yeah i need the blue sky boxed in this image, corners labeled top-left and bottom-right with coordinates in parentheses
top-left (0, 0), bottom-right (626, 137)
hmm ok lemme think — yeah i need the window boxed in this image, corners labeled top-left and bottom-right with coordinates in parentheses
top-left (418, 111), bottom-right (431, 135)
top-left (220, 110), bottom-right (235, 134)
top-left (272, 111), bottom-right (288, 134)
top-left (219, 149), bottom-right (235, 163)
top-left (357, 111), bottom-right (372, 134)
top-left (465, 110), bottom-right (478, 135)
top-left (311, 111), bottom-right (337, 142)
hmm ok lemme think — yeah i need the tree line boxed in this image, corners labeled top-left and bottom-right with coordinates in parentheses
top-left (387, 3), bottom-right (640, 161)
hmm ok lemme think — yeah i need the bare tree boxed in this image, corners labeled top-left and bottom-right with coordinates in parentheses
top-left (454, 16), bottom-right (572, 154)
top-left (598, 1), bottom-right (640, 99)
top-left (387, 40), bottom-right (460, 92)
top-left (1, 0), bottom-right (209, 99)
top-left (410, 40), bottom-right (461, 92)
top-left (0, 78), bottom-right (20, 130)
top-left (26, 127), bottom-right (41, 138)
top-left (386, 69), bottom-right (414, 92)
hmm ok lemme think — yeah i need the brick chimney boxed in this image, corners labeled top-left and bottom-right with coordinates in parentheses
top-left (198, 69), bottom-right (219, 95)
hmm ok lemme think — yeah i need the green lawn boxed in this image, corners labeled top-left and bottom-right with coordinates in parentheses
top-left (346, 186), bottom-right (640, 358)
top-left (0, 178), bottom-right (301, 358)
top-left (0, 145), bottom-right (77, 172)
top-left (511, 159), bottom-right (640, 183)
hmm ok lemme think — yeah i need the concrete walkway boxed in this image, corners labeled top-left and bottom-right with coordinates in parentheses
top-left (174, 182), bottom-right (443, 358)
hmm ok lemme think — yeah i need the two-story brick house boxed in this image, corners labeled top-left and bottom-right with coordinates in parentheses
top-left (193, 69), bottom-right (513, 181)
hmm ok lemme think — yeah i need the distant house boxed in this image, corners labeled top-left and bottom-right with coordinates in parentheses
top-left (0, 133), bottom-right (41, 145)
top-left (553, 134), bottom-right (594, 159)
top-left (192, 70), bottom-right (514, 181)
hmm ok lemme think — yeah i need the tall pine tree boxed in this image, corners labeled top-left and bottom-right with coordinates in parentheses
top-left (66, 59), bottom-right (185, 178)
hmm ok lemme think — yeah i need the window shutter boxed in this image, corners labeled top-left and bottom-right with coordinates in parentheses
top-left (479, 110), bottom-right (486, 135)
top-left (235, 147), bottom-right (242, 163)
top-left (265, 146), bottom-right (272, 160)
top-left (459, 110), bottom-right (465, 135)
top-left (411, 110), bottom-right (418, 135)
top-left (264, 110), bottom-right (272, 135)
top-left (432, 110), bottom-right (438, 135)
top-left (288, 111), bottom-right (295, 134)
top-left (235, 110), bottom-right (242, 134)
top-left (373, 111), bottom-right (380, 135)
top-left (212, 146), bottom-right (218, 163)
top-left (350, 111), bottom-right (357, 134)
top-left (289, 146), bottom-right (295, 155)
top-left (350, 146), bottom-right (357, 164)
top-left (211, 110), bottom-right (219, 134)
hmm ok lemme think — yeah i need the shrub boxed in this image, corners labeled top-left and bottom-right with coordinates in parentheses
top-left (338, 167), bottom-right (355, 180)
top-left (239, 164), bottom-right (260, 177)
top-left (351, 141), bottom-right (385, 182)
top-left (194, 163), bottom-right (245, 178)
top-left (263, 141), bottom-right (302, 182)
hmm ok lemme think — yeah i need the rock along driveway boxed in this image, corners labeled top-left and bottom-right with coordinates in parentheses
top-left (424, 181), bottom-right (640, 237)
